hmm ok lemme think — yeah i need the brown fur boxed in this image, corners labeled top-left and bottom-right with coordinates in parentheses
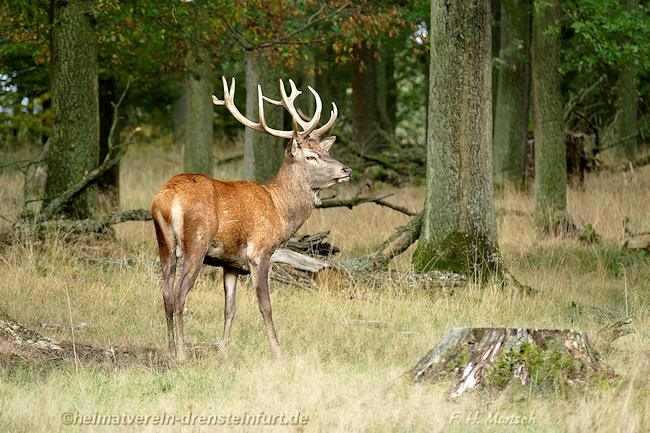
top-left (152, 139), bottom-right (350, 361)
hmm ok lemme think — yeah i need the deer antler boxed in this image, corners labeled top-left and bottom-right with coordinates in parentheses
top-left (212, 77), bottom-right (294, 139)
top-left (213, 76), bottom-right (338, 139)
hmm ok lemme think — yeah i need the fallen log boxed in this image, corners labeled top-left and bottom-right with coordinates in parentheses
top-left (270, 248), bottom-right (330, 273)
top-left (284, 231), bottom-right (340, 257)
top-left (407, 327), bottom-right (612, 397)
top-left (623, 236), bottom-right (650, 252)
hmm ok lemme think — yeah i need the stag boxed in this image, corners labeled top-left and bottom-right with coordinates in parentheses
top-left (152, 77), bottom-right (351, 361)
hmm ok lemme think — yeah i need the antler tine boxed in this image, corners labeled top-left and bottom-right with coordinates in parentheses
top-left (312, 102), bottom-right (338, 138)
top-left (278, 79), bottom-right (323, 136)
top-left (299, 85), bottom-right (322, 136)
top-left (257, 85), bottom-right (294, 139)
top-left (211, 76), bottom-right (229, 105)
top-left (278, 79), bottom-right (307, 129)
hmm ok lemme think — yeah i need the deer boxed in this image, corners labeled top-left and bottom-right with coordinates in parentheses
top-left (151, 77), bottom-right (351, 361)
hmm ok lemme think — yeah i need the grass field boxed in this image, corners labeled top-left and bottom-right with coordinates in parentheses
top-left (0, 140), bottom-right (649, 432)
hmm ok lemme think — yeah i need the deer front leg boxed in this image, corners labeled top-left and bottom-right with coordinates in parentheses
top-left (220, 267), bottom-right (238, 355)
top-left (250, 256), bottom-right (281, 358)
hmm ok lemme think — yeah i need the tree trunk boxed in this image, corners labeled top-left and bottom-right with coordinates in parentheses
top-left (98, 77), bottom-right (121, 212)
top-left (615, 67), bottom-right (638, 161)
top-left (173, 82), bottom-right (188, 148)
top-left (614, 0), bottom-right (638, 162)
top-left (44, 0), bottom-right (99, 219)
top-left (376, 47), bottom-right (396, 138)
top-left (413, 0), bottom-right (498, 275)
top-left (407, 327), bottom-right (610, 397)
top-left (351, 44), bottom-right (379, 150)
top-left (531, 0), bottom-right (569, 231)
top-left (491, 0), bottom-right (501, 130)
top-left (183, 50), bottom-right (214, 177)
top-left (493, 1), bottom-right (531, 188)
top-left (244, 50), bottom-right (285, 183)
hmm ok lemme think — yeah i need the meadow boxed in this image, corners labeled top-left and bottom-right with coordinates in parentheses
top-left (0, 139), bottom-right (649, 432)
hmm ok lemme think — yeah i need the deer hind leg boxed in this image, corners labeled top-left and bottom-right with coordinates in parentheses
top-left (153, 215), bottom-right (177, 355)
top-left (250, 256), bottom-right (281, 358)
top-left (220, 267), bottom-right (238, 355)
top-left (174, 241), bottom-right (208, 363)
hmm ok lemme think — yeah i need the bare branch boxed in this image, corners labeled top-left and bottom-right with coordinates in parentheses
top-left (318, 193), bottom-right (417, 216)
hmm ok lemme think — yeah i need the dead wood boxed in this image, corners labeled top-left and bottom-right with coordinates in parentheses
top-left (317, 193), bottom-right (417, 216)
top-left (622, 218), bottom-right (650, 252)
top-left (283, 231), bottom-right (340, 257)
top-left (407, 327), bottom-right (613, 397)
top-left (366, 212), bottom-right (422, 269)
top-left (271, 248), bottom-right (330, 273)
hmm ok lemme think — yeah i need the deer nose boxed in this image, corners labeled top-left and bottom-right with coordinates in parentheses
top-left (342, 167), bottom-right (352, 177)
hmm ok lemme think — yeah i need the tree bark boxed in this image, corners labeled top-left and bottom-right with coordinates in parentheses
top-left (531, 0), bottom-right (569, 231)
top-left (413, 0), bottom-right (498, 275)
top-left (183, 50), bottom-right (214, 177)
top-left (351, 44), bottom-right (379, 150)
top-left (173, 82), bottom-right (188, 148)
top-left (493, 0), bottom-right (531, 188)
top-left (44, 0), bottom-right (99, 219)
top-left (491, 0), bottom-right (501, 130)
top-left (615, 66), bottom-right (638, 161)
top-left (244, 50), bottom-right (285, 183)
top-left (98, 77), bottom-right (121, 212)
top-left (614, 0), bottom-right (638, 162)
top-left (376, 47), bottom-right (397, 138)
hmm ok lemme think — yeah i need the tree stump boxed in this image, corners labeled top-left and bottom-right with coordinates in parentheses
top-left (407, 328), bottom-right (611, 397)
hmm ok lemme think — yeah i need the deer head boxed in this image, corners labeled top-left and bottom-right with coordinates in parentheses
top-left (212, 77), bottom-right (351, 191)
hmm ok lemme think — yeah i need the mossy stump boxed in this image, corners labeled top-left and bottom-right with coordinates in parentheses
top-left (407, 327), bottom-right (612, 397)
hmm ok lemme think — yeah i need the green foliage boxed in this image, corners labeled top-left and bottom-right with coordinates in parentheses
top-left (563, 0), bottom-right (650, 75)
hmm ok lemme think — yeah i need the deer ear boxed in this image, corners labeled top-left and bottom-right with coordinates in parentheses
top-left (319, 136), bottom-right (336, 151)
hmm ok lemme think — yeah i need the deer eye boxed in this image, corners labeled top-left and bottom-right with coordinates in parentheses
top-left (306, 155), bottom-right (318, 162)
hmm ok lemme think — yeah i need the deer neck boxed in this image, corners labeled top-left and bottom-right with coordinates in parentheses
top-left (265, 161), bottom-right (316, 241)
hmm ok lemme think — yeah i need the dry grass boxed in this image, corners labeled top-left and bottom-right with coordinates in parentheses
top-left (0, 140), bottom-right (649, 432)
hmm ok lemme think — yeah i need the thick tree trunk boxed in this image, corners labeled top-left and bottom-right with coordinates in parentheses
top-left (98, 77), bottom-right (121, 212)
top-left (413, 0), bottom-right (498, 275)
top-left (491, 0), bottom-right (501, 129)
top-left (183, 50), bottom-right (214, 177)
top-left (244, 50), bottom-right (285, 183)
top-left (351, 45), bottom-right (379, 150)
top-left (493, 1), bottom-right (531, 188)
top-left (44, 0), bottom-right (99, 219)
top-left (531, 0), bottom-right (569, 231)
top-left (407, 327), bottom-right (610, 397)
